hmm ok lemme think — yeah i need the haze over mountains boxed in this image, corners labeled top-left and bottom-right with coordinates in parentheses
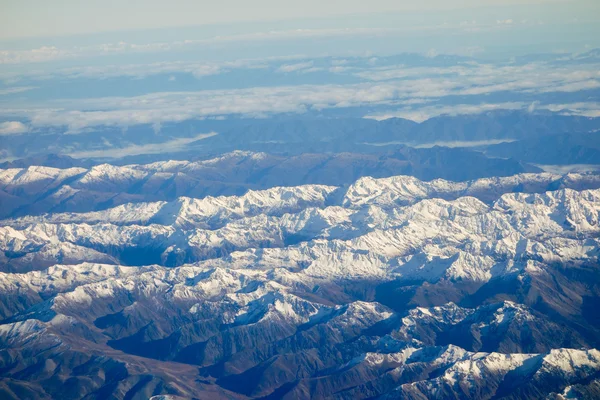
top-left (3, 110), bottom-right (600, 166)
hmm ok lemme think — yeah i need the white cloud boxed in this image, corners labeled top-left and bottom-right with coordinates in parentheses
top-left (3, 61), bottom-right (599, 131)
top-left (537, 79), bottom-right (600, 93)
top-left (331, 59), bottom-right (349, 66)
top-left (0, 121), bottom-right (28, 135)
top-left (535, 164), bottom-right (600, 174)
top-left (0, 86), bottom-right (36, 96)
top-left (0, 46), bottom-right (69, 64)
top-left (413, 139), bottom-right (517, 148)
top-left (366, 100), bottom-right (600, 123)
top-left (0, 82), bottom-right (413, 132)
top-left (66, 132), bottom-right (218, 159)
top-left (425, 49), bottom-right (439, 58)
top-left (329, 66), bottom-right (352, 73)
top-left (365, 102), bottom-right (526, 122)
top-left (0, 57), bottom-right (289, 82)
top-left (1, 55), bottom-right (599, 131)
top-left (190, 64), bottom-right (223, 78)
top-left (354, 65), bottom-right (467, 81)
top-left (528, 101), bottom-right (539, 113)
top-left (276, 61), bottom-right (315, 73)
top-left (353, 62), bottom-right (600, 97)
top-left (542, 102), bottom-right (600, 117)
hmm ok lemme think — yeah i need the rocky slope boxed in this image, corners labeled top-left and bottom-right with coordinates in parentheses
top-left (1, 171), bottom-right (600, 399)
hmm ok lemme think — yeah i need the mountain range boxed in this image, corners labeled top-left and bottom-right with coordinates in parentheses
top-left (3, 111), bottom-right (600, 167)
top-left (2, 171), bottom-right (600, 399)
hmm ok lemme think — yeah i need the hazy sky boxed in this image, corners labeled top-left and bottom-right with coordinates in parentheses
top-left (1, 0), bottom-right (599, 159)
top-left (1, 0), bottom-right (598, 39)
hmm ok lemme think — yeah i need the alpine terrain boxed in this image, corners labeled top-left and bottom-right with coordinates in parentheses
top-left (2, 1), bottom-right (600, 398)
top-left (2, 165), bottom-right (600, 399)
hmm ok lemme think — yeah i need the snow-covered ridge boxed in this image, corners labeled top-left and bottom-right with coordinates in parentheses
top-left (2, 184), bottom-right (338, 229)
top-left (2, 152), bottom-right (600, 220)
top-left (2, 175), bottom-right (600, 286)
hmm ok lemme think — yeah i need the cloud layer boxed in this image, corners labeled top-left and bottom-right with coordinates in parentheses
top-left (1, 51), bottom-right (599, 132)
top-left (0, 121), bottom-right (28, 135)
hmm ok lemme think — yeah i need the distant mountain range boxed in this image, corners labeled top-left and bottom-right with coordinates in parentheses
top-left (2, 111), bottom-right (600, 166)
top-left (485, 131), bottom-right (600, 165)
